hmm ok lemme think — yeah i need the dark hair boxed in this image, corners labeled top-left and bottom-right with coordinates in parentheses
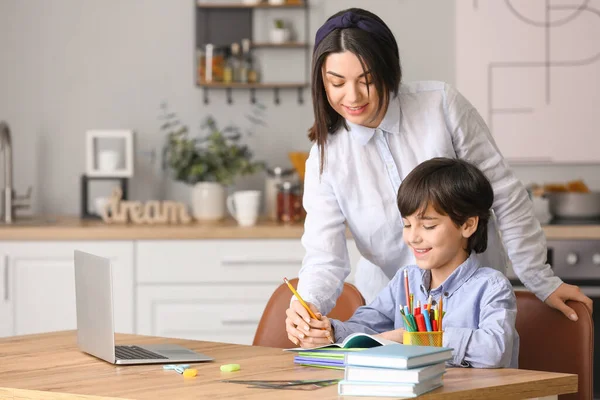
top-left (397, 158), bottom-right (494, 254)
top-left (308, 8), bottom-right (402, 174)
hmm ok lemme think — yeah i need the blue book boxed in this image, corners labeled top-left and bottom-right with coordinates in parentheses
top-left (345, 343), bottom-right (453, 370)
top-left (338, 373), bottom-right (444, 397)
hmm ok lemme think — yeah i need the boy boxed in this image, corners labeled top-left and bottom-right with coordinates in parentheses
top-left (300, 157), bottom-right (518, 368)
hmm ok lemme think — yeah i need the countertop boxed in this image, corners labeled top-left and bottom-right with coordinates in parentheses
top-left (0, 216), bottom-right (598, 241)
top-left (0, 331), bottom-right (577, 400)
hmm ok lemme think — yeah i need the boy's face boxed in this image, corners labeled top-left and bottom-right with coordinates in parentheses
top-left (401, 204), bottom-right (476, 273)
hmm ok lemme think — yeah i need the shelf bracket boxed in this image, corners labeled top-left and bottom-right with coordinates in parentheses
top-left (297, 87), bottom-right (304, 105)
top-left (274, 88), bottom-right (280, 105)
top-left (226, 88), bottom-right (233, 105)
top-left (203, 87), bottom-right (209, 105)
top-left (250, 88), bottom-right (256, 104)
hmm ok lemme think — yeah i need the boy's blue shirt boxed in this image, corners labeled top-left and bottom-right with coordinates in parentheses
top-left (330, 252), bottom-right (519, 368)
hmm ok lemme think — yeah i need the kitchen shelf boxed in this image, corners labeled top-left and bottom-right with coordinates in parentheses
top-left (197, 2), bottom-right (306, 9)
top-left (252, 42), bottom-right (308, 48)
top-left (195, 0), bottom-right (309, 105)
top-left (197, 81), bottom-right (308, 105)
top-left (198, 82), bottom-right (307, 89)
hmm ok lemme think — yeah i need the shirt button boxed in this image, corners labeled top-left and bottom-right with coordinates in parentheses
top-left (444, 292), bottom-right (449, 297)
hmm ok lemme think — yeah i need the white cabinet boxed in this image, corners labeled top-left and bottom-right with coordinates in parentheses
top-left (136, 239), bottom-right (361, 345)
top-left (0, 241), bottom-right (134, 338)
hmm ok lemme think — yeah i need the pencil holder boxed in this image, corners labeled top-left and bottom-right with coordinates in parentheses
top-left (403, 331), bottom-right (443, 347)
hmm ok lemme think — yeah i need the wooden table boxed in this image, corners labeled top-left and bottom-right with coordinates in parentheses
top-left (0, 331), bottom-right (577, 400)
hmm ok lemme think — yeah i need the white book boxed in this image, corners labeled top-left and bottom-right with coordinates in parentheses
top-left (338, 373), bottom-right (444, 397)
top-left (344, 362), bottom-right (446, 384)
top-left (285, 332), bottom-right (396, 352)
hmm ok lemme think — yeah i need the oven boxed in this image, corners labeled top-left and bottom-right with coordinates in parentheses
top-left (508, 239), bottom-right (599, 399)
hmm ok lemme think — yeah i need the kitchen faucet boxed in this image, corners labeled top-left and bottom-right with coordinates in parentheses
top-left (0, 121), bottom-right (31, 223)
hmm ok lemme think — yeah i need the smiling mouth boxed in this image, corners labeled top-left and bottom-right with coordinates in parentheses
top-left (413, 248), bottom-right (431, 254)
top-left (344, 104), bottom-right (368, 111)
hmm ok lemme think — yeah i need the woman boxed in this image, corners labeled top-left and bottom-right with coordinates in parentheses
top-left (285, 8), bottom-right (592, 347)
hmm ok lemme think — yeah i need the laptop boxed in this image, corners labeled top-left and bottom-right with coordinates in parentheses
top-left (74, 250), bottom-right (214, 365)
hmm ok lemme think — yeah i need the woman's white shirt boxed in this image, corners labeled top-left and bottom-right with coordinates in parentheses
top-left (297, 80), bottom-right (561, 315)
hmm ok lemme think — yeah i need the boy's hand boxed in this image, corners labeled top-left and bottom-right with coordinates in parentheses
top-left (285, 301), bottom-right (333, 347)
top-left (298, 314), bottom-right (334, 348)
top-left (376, 328), bottom-right (406, 343)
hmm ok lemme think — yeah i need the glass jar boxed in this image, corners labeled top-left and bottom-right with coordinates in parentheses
top-left (277, 181), bottom-right (305, 224)
top-left (265, 167), bottom-right (296, 221)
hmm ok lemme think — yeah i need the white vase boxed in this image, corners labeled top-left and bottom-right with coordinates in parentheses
top-left (191, 182), bottom-right (225, 221)
top-left (270, 28), bottom-right (289, 44)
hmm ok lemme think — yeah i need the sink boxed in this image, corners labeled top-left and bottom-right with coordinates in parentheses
top-left (0, 216), bottom-right (60, 226)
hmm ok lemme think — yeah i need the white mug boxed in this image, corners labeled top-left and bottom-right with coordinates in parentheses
top-left (227, 190), bottom-right (261, 227)
top-left (98, 150), bottom-right (120, 171)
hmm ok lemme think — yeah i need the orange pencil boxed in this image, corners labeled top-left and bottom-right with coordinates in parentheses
top-left (283, 278), bottom-right (333, 344)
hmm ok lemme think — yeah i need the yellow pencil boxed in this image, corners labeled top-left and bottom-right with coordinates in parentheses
top-left (438, 294), bottom-right (443, 331)
top-left (284, 278), bottom-right (319, 319)
top-left (283, 278), bottom-right (333, 343)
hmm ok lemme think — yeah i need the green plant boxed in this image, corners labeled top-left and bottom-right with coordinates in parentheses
top-left (160, 103), bottom-right (265, 186)
top-left (274, 19), bottom-right (285, 29)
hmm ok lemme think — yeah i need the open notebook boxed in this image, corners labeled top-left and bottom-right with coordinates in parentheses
top-left (285, 332), bottom-right (396, 352)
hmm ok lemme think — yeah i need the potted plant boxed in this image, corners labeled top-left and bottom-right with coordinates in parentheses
top-left (270, 19), bottom-right (290, 44)
top-left (160, 103), bottom-right (265, 221)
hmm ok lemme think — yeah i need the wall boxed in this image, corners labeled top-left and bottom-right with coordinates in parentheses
top-left (0, 0), bottom-right (597, 215)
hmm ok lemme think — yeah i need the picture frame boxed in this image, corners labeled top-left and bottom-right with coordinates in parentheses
top-left (85, 130), bottom-right (134, 178)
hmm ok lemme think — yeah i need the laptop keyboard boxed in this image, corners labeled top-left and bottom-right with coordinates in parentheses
top-left (115, 345), bottom-right (168, 360)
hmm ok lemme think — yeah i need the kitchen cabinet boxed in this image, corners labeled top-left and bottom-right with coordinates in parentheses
top-left (135, 239), bottom-right (361, 344)
top-left (0, 241), bottom-right (134, 338)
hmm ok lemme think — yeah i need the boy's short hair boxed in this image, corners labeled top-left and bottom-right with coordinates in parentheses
top-left (397, 157), bottom-right (494, 254)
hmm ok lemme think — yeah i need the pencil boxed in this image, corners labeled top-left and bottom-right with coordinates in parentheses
top-left (404, 269), bottom-right (410, 311)
top-left (284, 277), bottom-right (319, 320)
top-left (283, 278), bottom-right (333, 344)
top-left (438, 294), bottom-right (443, 331)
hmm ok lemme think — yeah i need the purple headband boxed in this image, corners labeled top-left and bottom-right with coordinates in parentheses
top-left (314, 11), bottom-right (394, 52)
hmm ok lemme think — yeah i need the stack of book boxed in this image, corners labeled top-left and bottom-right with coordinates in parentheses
top-left (287, 332), bottom-right (396, 370)
top-left (338, 343), bottom-right (453, 397)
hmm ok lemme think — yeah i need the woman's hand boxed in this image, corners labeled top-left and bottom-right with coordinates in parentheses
top-left (545, 283), bottom-right (593, 321)
top-left (375, 328), bottom-right (405, 343)
top-left (285, 300), bottom-right (333, 347)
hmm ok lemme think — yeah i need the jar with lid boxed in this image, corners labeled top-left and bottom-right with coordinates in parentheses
top-left (265, 166), bottom-right (295, 220)
top-left (277, 181), bottom-right (305, 224)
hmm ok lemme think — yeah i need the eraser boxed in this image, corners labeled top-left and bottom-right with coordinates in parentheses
top-left (220, 363), bottom-right (241, 372)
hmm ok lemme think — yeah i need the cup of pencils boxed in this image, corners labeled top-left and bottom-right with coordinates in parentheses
top-left (401, 293), bottom-right (444, 347)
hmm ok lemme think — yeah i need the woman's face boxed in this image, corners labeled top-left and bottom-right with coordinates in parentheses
top-left (322, 51), bottom-right (384, 128)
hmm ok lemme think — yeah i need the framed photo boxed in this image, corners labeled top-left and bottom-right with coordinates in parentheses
top-left (86, 130), bottom-right (134, 178)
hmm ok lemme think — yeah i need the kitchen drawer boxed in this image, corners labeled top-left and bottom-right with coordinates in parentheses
top-left (136, 240), bottom-right (305, 284)
top-left (137, 285), bottom-right (275, 345)
top-left (136, 239), bottom-right (361, 284)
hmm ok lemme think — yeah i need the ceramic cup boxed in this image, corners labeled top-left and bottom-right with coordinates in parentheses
top-left (98, 150), bottom-right (120, 171)
top-left (226, 190), bottom-right (261, 227)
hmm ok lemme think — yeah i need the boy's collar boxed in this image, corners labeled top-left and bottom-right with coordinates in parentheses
top-left (346, 94), bottom-right (401, 145)
top-left (419, 252), bottom-right (482, 299)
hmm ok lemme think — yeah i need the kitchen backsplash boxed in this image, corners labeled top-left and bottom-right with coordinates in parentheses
top-left (1, 0), bottom-right (598, 216)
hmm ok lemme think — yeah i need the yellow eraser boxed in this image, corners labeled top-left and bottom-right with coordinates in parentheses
top-left (220, 363), bottom-right (241, 372)
top-left (182, 368), bottom-right (197, 378)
